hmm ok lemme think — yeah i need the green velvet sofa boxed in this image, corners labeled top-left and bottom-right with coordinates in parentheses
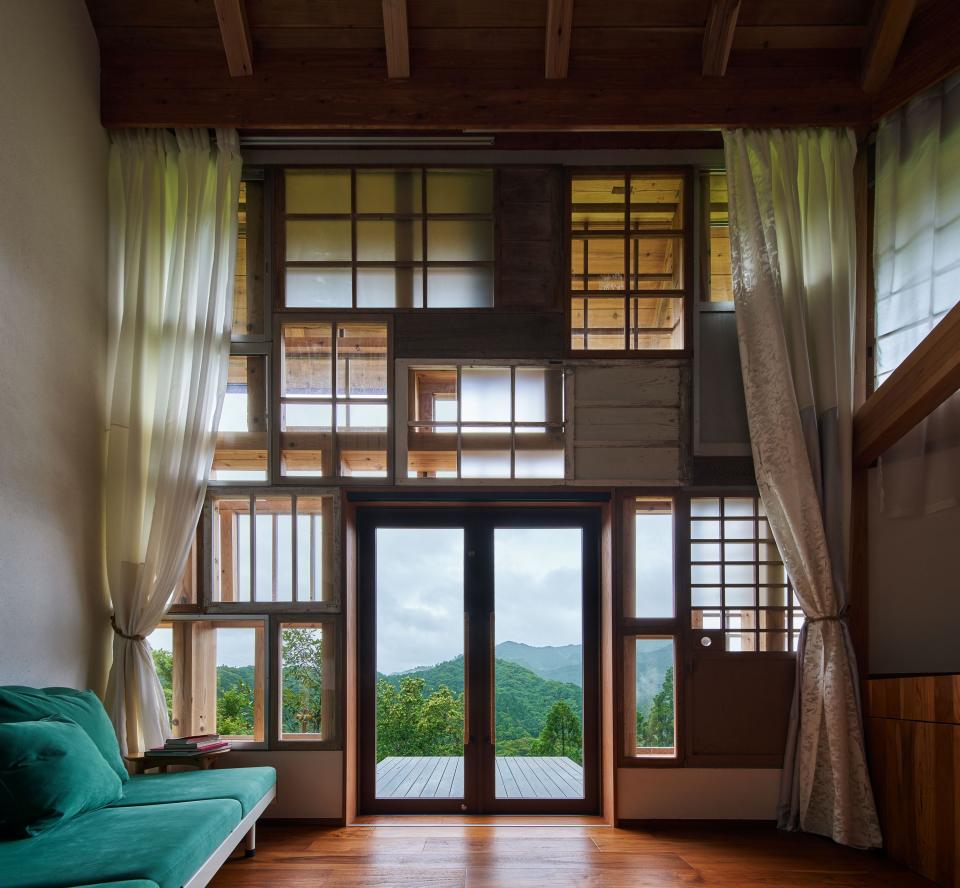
top-left (0, 687), bottom-right (277, 888)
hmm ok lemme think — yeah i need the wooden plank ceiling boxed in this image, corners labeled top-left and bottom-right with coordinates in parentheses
top-left (86, 0), bottom-right (960, 131)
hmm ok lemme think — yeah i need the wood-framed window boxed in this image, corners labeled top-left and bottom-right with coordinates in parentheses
top-left (568, 168), bottom-right (693, 354)
top-left (149, 618), bottom-right (267, 746)
top-left (620, 496), bottom-right (680, 762)
top-left (396, 360), bottom-right (567, 481)
top-left (699, 170), bottom-right (732, 303)
top-left (212, 353), bottom-right (269, 482)
top-left (208, 491), bottom-right (339, 610)
top-left (280, 167), bottom-right (495, 309)
top-left (278, 318), bottom-right (391, 481)
top-left (689, 495), bottom-right (801, 652)
top-left (278, 619), bottom-right (338, 742)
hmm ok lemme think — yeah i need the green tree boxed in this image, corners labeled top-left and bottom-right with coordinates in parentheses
top-left (217, 679), bottom-right (254, 736)
top-left (152, 648), bottom-right (174, 722)
top-left (375, 676), bottom-right (464, 762)
top-left (534, 699), bottom-right (582, 763)
top-left (636, 667), bottom-right (674, 748)
top-left (282, 627), bottom-right (325, 733)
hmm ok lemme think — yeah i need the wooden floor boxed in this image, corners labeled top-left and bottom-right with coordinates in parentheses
top-left (376, 756), bottom-right (584, 799)
top-left (212, 821), bottom-right (933, 887)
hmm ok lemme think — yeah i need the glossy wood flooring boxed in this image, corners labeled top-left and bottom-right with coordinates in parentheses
top-left (211, 820), bottom-right (933, 887)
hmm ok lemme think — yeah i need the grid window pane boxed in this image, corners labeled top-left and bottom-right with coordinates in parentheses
top-left (631, 498), bottom-right (674, 619)
top-left (701, 171), bottom-right (732, 302)
top-left (284, 168), bottom-right (493, 308)
top-left (405, 363), bottom-right (564, 480)
top-left (690, 495), bottom-right (798, 651)
top-left (570, 171), bottom-right (688, 351)
top-left (211, 355), bottom-right (268, 483)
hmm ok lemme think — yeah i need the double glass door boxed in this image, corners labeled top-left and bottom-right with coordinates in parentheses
top-left (358, 508), bottom-right (599, 814)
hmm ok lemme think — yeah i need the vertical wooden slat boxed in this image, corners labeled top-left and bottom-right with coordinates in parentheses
top-left (321, 497), bottom-right (334, 602)
top-left (321, 624), bottom-right (337, 739)
top-left (219, 509), bottom-right (236, 602)
top-left (245, 181), bottom-right (265, 335)
top-left (253, 624), bottom-right (265, 742)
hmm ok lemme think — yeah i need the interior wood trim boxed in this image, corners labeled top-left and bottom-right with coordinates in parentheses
top-left (853, 299), bottom-right (960, 467)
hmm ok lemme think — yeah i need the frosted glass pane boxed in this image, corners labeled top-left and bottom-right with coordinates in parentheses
top-left (283, 404), bottom-right (332, 429)
top-left (514, 367), bottom-right (562, 423)
top-left (356, 169), bottom-right (422, 213)
top-left (357, 220), bottom-right (422, 261)
top-left (426, 169), bottom-right (493, 213)
top-left (357, 268), bottom-right (423, 307)
top-left (514, 447), bottom-right (563, 478)
top-left (427, 267), bottom-right (493, 307)
top-left (634, 512), bottom-right (674, 618)
top-left (286, 170), bottom-right (351, 214)
top-left (286, 220), bottom-right (351, 261)
top-left (461, 367), bottom-right (511, 422)
top-left (461, 447), bottom-right (510, 478)
top-left (427, 220), bottom-right (493, 261)
top-left (336, 324), bottom-right (388, 397)
top-left (286, 268), bottom-right (352, 308)
top-left (282, 324), bottom-right (332, 397)
top-left (691, 498), bottom-right (720, 516)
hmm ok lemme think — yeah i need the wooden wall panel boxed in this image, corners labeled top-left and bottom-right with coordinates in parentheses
top-left (392, 311), bottom-right (565, 359)
top-left (571, 362), bottom-right (689, 484)
top-left (496, 167), bottom-right (563, 311)
top-left (866, 675), bottom-right (960, 888)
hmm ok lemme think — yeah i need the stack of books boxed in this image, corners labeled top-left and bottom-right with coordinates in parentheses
top-left (148, 734), bottom-right (230, 756)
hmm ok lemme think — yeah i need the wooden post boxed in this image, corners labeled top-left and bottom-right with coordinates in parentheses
top-left (321, 497), bottom-right (335, 603)
top-left (623, 637), bottom-right (637, 756)
top-left (253, 624), bottom-right (265, 742)
top-left (321, 625), bottom-right (337, 740)
top-left (171, 622), bottom-right (217, 737)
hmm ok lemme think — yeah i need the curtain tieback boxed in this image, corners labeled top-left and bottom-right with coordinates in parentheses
top-left (110, 615), bottom-right (146, 642)
top-left (805, 606), bottom-right (849, 625)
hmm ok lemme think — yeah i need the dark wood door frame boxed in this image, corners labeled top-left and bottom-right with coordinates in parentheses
top-left (357, 506), bottom-right (601, 815)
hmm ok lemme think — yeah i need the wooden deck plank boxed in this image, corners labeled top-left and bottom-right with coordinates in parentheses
top-left (376, 756), bottom-right (583, 800)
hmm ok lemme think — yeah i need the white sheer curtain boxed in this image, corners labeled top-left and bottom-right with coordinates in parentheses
top-left (875, 73), bottom-right (960, 516)
top-left (724, 128), bottom-right (882, 849)
top-left (103, 129), bottom-right (242, 757)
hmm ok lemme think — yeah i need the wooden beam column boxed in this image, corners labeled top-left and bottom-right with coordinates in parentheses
top-left (702, 0), bottom-right (741, 77)
top-left (853, 300), bottom-right (960, 467)
top-left (545, 0), bottom-right (574, 79)
top-left (861, 0), bottom-right (917, 94)
top-left (382, 0), bottom-right (410, 79)
top-left (213, 0), bottom-right (254, 78)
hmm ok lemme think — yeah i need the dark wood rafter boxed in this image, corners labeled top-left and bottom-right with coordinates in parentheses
top-left (853, 300), bottom-right (960, 468)
top-left (545, 0), bottom-right (573, 80)
top-left (212, 0), bottom-right (253, 77)
top-left (382, 0), bottom-right (410, 79)
top-left (861, 0), bottom-right (917, 94)
top-left (702, 0), bottom-right (741, 77)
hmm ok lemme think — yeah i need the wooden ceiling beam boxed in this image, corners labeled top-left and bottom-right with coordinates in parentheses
top-left (545, 0), bottom-right (574, 80)
top-left (853, 300), bottom-right (960, 468)
top-left (861, 0), bottom-right (917, 94)
top-left (702, 0), bottom-right (741, 77)
top-left (382, 0), bottom-right (410, 79)
top-left (213, 0), bottom-right (253, 77)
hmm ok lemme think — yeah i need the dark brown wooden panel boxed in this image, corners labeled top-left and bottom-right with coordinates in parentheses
top-left (393, 311), bottom-right (565, 359)
top-left (685, 648), bottom-right (794, 765)
top-left (497, 168), bottom-right (562, 312)
top-left (866, 677), bottom-right (960, 888)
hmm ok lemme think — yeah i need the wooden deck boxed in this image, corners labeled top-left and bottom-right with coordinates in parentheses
top-left (376, 756), bottom-right (584, 799)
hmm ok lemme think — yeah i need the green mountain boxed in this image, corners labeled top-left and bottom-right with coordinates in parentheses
top-left (634, 640), bottom-right (675, 712)
top-left (382, 655), bottom-right (582, 743)
top-left (494, 641), bottom-right (582, 687)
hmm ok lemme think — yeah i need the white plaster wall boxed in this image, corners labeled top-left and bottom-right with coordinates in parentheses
top-left (226, 751), bottom-right (343, 820)
top-left (868, 466), bottom-right (960, 675)
top-left (617, 768), bottom-right (781, 821)
top-left (0, 1), bottom-right (109, 690)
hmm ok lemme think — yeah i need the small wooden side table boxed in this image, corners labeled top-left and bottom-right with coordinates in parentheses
top-left (126, 746), bottom-right (231, 774)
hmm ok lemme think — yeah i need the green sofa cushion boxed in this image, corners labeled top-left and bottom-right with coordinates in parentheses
top-left (0, 687), bottom-right (128, 783)
top-left (111, 766), bottom-right (275, 817)
top-left (75, 883), bottom-right (160, 888)
top-left (0, 717), bottom-right (123, 837)
top-left (0, 798), bottom-right (241, 888)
